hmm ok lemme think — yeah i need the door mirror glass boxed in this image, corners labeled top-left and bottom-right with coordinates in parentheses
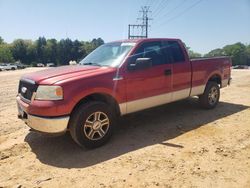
top-left (128, 58), bottom-right (152, 71)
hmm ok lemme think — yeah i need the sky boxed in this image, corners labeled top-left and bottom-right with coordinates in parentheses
top-left (0, 0), bottom-right (249, 54)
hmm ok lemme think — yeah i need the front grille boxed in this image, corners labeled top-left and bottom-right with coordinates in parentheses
top-left (18, 78), bottom-right (38, 101)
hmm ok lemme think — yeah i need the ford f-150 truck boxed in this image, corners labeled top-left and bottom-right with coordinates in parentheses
top-left (17, 38), bottom-right (232, 148)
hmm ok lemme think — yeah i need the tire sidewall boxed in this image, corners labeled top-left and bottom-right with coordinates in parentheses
top-left (203, 82), bottom-right (220, 109)
top-left (70, 102), bottom-right (114, 148)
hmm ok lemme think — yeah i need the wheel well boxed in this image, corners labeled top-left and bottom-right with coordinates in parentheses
top-left (71, 93), bottom-right (121, 117)
top-left (208, 75), bottom-right (221, 87)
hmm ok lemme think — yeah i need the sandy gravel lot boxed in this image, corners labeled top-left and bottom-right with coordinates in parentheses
top-left (0, 68), bottom-right (250, 188)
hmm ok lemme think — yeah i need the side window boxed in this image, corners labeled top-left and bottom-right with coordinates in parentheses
top-left (164, 41), bottom-right (185, 63)
top-left (133, 42), bottom-right (165, 66)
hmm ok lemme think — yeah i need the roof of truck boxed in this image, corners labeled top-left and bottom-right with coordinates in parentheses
top-left (111, 38), bottom-right (181, 44)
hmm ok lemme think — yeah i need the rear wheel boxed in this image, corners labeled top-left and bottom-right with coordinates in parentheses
top-left (199, 81), bottom-right (220, 109)
top-left (69, 101), bottom-right (114, 148)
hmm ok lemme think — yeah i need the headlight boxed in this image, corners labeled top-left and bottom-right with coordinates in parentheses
top-left (35, 86), bottom-right (63, 100)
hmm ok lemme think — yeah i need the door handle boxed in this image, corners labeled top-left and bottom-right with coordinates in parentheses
top-left (164, 69), bottom-right (172, 76)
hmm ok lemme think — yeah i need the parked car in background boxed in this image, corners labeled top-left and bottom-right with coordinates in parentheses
top-left (233, 65), bottom-right (249, 69)
top-left (69, 60), bottom-right (77, 65)
top-left (47, 63), bottom-right (56, 67)
top-left (0, 64), bottom-right (4, 71)
top-left (37, 63), bottom-right (45, 67)
top-left (0, 63), bottom-right (17, 71)
top-left (17, 63), bottom-right (28, 69)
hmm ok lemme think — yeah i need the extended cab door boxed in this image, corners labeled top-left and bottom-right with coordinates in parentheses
top-left (162, 40), bottom-right (192, 101)
top-left (123, 41), bottom-right (173, 114)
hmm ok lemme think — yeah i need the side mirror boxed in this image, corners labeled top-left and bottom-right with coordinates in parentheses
top-left (128, 58), bottom-right (152, 71)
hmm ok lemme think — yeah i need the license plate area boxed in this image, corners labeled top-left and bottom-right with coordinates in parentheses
top-left (17, 104), bottom-right (27, 120)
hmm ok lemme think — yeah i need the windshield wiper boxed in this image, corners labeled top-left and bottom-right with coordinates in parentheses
top-left (82, 62), bottom-right (101, 66)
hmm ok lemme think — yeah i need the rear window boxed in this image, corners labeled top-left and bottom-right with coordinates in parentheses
top-left (165, 41), bottom-right (185, 63)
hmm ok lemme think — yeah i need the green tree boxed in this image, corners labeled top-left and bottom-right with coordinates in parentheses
top-left (82, 38), bottom-right (104, 55)
top-left (205, 43), bottom-right (250, 66)
top-left (188, 50), bottom-right (202, 58)
top-left (57, 39), bottom-right (74, 65)
top-left (223, 42), bottom-right (247, 66)
top-left (185, 46), bottom-right (202, 58)
top-left (0, 44), bottom-right (14, 63)
top-left (35, 37), bottom-right (47, 64)
top-left (11, 39), bottom-right (29, 64)
top-left (26, 42), bottom-right (37, 65)
top-left (91, 38), bottom-right (104, 48)
top-left (1, 36), bottom-right (105, 66)
top-left (45, 39), bottom-right (58, 65)
top-left (0, 36), bottom-right (4, 45)
top-left (71, 40), bottom-right (86, 62)
top-left (205, 48), bottom-right (225, 57)
top-left (246, 45), bottom-right (250, 65)
top-left (83, 41), bottom-right (94, 55)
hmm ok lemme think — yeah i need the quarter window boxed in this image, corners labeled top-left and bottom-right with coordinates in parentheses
top-left (164, 41), bottom-right (185, 63)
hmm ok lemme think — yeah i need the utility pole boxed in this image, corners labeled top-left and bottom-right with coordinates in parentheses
top-left (128, 6), bottom-right (152, 39)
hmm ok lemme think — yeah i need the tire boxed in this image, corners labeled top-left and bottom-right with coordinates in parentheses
top-left (11, 67), bottom-right (15, 70)
top-left (199, 81), bottom-right (220, 109)
top-left (69, 101), bottom-right (115, 149)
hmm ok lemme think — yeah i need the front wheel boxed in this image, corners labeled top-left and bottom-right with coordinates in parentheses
top-left (199, 81), bottom-right (220, 109)
top-left (69, 101), bottom-right (114, 148)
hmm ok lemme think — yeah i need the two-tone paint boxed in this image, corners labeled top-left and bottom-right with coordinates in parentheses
top-left (16, 38), bottom-right (232, 134)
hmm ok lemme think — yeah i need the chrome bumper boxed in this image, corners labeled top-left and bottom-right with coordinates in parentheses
top-left (25, 115), bottom-right (69, 133)
top-left (17, 96), bottom-right (69, 134)
top-left (18, 112), bottom-right (69, 134)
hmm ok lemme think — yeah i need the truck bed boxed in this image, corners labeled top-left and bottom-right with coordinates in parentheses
top-left (190, 56), bottom-right (231, 96)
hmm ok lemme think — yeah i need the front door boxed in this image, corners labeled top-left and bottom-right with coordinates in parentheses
top-left (123, 41), bottom-right (173, 114)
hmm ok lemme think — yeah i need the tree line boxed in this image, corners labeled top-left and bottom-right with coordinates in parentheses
top-left (188, 42), bottom-right (250, 66)
top-left (0, 36), bottom-right (249, 66)
top-left (0, 36), bottom-right (104, 66)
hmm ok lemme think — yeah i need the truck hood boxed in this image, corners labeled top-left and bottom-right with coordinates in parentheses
top-left (23, 65), bottom-right (114, 85)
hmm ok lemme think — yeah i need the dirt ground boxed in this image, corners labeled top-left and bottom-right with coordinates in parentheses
top-left (0, 68), bottom-right (249, 188)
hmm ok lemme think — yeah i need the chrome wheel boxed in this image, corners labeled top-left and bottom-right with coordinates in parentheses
top-left (208, 86), bottom-right (219, 105)
top-left (83, 111), bottom-right (110, 141)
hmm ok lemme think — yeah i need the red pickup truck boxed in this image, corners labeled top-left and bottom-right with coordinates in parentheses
top-left (17, 38), bottom-right (231, 148)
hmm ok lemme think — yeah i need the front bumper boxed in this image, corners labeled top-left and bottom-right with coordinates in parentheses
top-left (17, 97), bottom-right (69, 134)
top-left (22, 114), bottom-right (69, 134)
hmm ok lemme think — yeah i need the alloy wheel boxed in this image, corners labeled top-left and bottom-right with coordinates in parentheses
top-left (83, 111), bottom-right (110, 140)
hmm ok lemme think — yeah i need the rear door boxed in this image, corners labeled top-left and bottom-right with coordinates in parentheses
top-left (162, 40), bottom-right (191, 101)
top-left (124, 41), bottom-right (173, 113)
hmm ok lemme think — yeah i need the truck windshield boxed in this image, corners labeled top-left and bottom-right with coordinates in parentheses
top-left (79, 42), bottom-right (135, 67)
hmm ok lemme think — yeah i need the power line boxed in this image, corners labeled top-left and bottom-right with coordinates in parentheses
top-left (147, 0), bottom-right (154, 7)
top-left (153, 0), bottom-right (171, 19)
top-left (128, 0), bottom-right (203, 38)
top-left (152, 0), bottom-right (168, 17)
top-left (151, 0), bottom-right (163, 13)
top-left (155, 0), bottom-right (204, 30)
top-left (145, 0), bottom-right (151, 6)
top-left (154, 0), bottom-right (187, 25)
